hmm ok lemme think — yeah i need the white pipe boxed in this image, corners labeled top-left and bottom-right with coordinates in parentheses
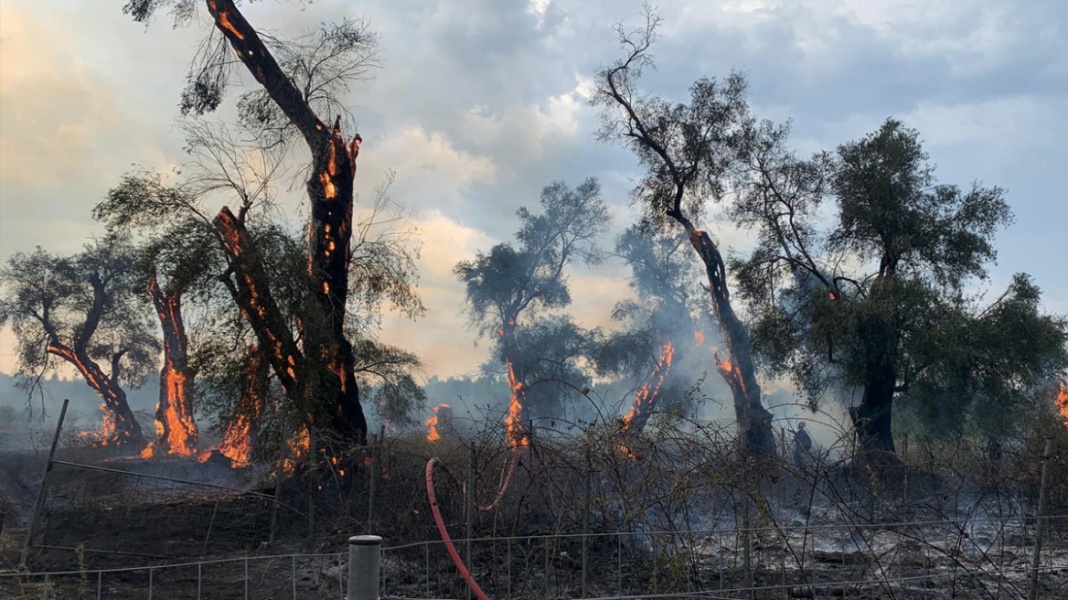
top-left (347, 535), bottom-right (382, 600)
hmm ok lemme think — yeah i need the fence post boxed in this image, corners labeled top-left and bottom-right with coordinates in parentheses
top-left (21, 398), bottom-right (69, 568)
top-left (348, 535), bottom-right (382, 600)
top-left (582, 447), bottom-right (591, 599)
top-left (1027, 437), bottom-right (1053, 600)
top-left (466, 441), bottom-right (476, 600)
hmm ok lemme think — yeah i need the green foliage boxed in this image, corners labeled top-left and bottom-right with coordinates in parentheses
top-left (0, 235), bottom-right (159, 392)
top-left (731, 117), bottom-right (1068, 439)
top-left (491, 316), bottom-right (596, 419)
top-left (455, 178), bottom-right (608, 335)
top-left (455, 178), bottom-right (608, 419)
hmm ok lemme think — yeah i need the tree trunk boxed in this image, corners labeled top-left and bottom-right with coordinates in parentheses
top-left (622, 341), bottom-right (676, 434)
top-left (148, 274), bottom-right (198, 455)
top-left (206, 0), bottom-right (367, 443)
top-left (686, 227), bottom-right (777, 461)
top-left (46, 343), bottom-right (144, 447)
top-left (850, 364), bottom-right (898, 464)
top-left (500, 322), bottom-right (530, 447)
top-left (220, 344), bottom-right (268, 467)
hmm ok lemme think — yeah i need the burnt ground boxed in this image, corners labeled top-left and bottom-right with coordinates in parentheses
top-left (2, 432), bottom-right (1068, 599)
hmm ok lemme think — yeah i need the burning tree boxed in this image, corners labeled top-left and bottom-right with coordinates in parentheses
top-left (597, 224), bottom-right (708, 436)
top-left (730, 118), bottom-right (1068, 462)
top-left (592, 11), bottom-right (777, 460)
top-left (455, 179), bottom-right (608, 445)
top-left (96, 181), bottom-right (228, 457)
top-left (0, 236), bottom-right (158, 447)
top-left (122, 0), bottom-right (382, 444)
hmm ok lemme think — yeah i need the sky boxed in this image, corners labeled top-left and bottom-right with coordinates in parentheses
top-left (1, 0), bottom-right (1066, 401)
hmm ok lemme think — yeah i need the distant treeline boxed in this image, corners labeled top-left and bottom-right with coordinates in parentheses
top-left (0, 372), bottom-right (159, 429)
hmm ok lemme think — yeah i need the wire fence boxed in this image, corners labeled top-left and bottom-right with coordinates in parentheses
top-left (4, 515), bottom-right (1068, 599)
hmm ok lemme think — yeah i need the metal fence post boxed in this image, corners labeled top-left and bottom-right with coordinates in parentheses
top-left (21, 398), bottom-right (69, 568)
top-left (1028, 437), bottom-right (1053, 600)
top-left (348, 535), bottom-right (382, 600)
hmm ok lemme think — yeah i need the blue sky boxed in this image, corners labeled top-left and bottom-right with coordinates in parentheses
top-left (2, 0), bottom-right (1066, 385)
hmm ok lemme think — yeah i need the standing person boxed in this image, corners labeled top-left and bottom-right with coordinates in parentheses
top-left (793, 421), bottom-right (813, 469)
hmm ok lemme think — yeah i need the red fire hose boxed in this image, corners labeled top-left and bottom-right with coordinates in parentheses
top-left (476, 449), bottom-right (519, 513)
top-left (425, 458), bottom-right (491, 600)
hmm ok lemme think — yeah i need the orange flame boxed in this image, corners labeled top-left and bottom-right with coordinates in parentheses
top-left (715, 354), bottom-right (750, 400)
top-left (280, 426), bottom-right (312, 475)
top-left (426, 403), bottom-right (450, 442)
top-left (505, 361), bottom-right (529, 448)
top-left (620, 342), bottom-right (676, 457)
top-left (154, 369), bottom-right (198, 456)
top-left (95, 403), bottom-right (118, 447)
top-left (219, 346), bottom-right (267, 468)
top-left (219, 411), bottom-right (257, 468)
top-left (1056, 381), bottom-right (1068, 427)
top-left (694, 331), bottom-right (705, 347)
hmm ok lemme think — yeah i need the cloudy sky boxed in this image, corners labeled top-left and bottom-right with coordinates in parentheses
top-left (2, 0), bottom-right (1066, 389)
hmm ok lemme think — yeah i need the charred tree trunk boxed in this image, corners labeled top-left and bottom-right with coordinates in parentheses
top-left (148, 273), bottom-right (198, 455)
top-left (42, 273), bottom-right (143, 447)
top-left (46, 342), bottom-right (143, 447)
top-left (499, 320), bottom-right (530, 447)
top-left (206, 0), bottom-right (366, 443)
top-left (598, 57), bottom-right (777, 463)
top-left (220, 344), bottom-right (269, 467)
top-left (684, 225), bottom-right (777, 461)
top-left (850, 364), bottom-right (899, 465)
top-left (622, 341), bottom-right (676, 434)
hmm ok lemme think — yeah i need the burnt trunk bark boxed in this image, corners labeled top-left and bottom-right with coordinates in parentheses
top-left (220, 344), bottom-right (269, 467)
top-left (46, 343), bottom-right (144, 447)
top-left (148, 274), bottom-right (198, 455)
top-left (623, 341), bottom-right (675, 434)
top-left (42, 272), bottom-right (144, 447)
top-left (686, 227), bottom-right (777, 462)
top-left (500, 321), bottom-right (530, 447)
top-left (850, 364), bottom-right (898, 464)
top-left (206, 0), bottom-right (367, 443)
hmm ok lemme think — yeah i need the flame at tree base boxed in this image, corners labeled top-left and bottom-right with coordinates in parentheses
top-left (619, 342), bottom-right (675, 458)
top-left (505, 362), bottom-right (530, 448)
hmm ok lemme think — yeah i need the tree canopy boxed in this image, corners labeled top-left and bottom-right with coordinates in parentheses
top-left (732, 118), bottom-right (1068, 458)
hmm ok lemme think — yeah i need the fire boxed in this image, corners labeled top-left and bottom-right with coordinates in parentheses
top-left (96, 403), bottom-right (118, 446)
top-left (280, 426), bottom-right (312, 475)
top-left (1056, 381), bottom-right (1068, 426)
top-left (208, 2), bottom-right (246, 41)
top-left (715, 353), bottom-right (751, 400)
top-left (426, 403), bottom-right (450, 442)
top-left (288, 426), bottom-right (311, 458)
top-left (220, 346), bottom-right (267, 468)
top-left (621, 343), bottom-right (676, 428)
top-left (620, 342), bottom-right (676, 457)
top-left (505, 361), bottom-right (529, 448)
top-left (219, 411), bottom-right (256, 468)
top-left (154, 369), bottom-right (198, 456)
top-left (694, 331), bottom-right (705, 347)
